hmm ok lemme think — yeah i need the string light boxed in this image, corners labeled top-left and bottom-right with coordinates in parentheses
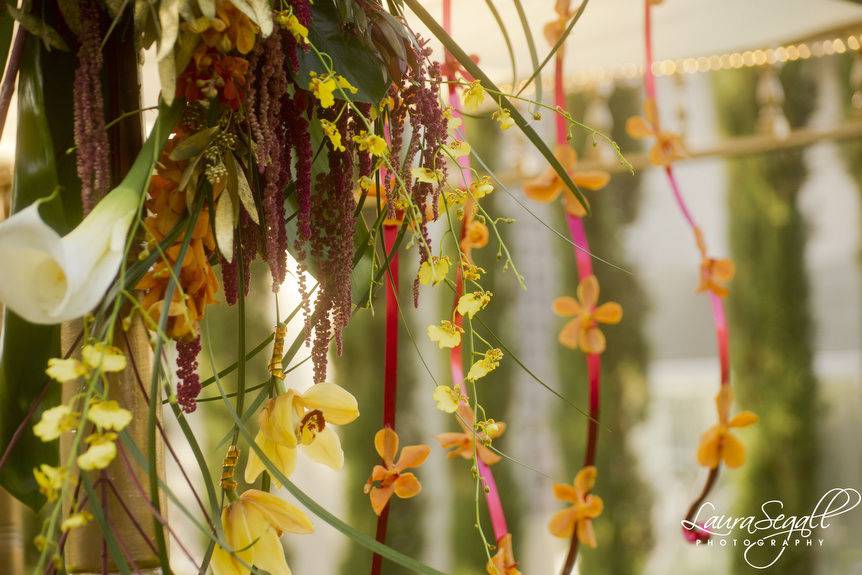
top-left (564, 31), bottom-right (862, 88)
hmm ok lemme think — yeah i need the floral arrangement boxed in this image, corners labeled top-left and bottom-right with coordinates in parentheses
top-left (0, 0), bottom-right (762, 573)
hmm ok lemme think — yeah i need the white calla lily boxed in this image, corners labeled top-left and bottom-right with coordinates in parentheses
top-left (0, 185), bottom-right (139, 324)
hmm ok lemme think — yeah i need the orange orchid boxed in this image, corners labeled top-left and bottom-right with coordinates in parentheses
top-left (697, 386), bottom-right (758, 469)
top-left (548, 466), bottom-right (603, 548)
top-left (188, 1), bottom-right (259, 55)
top-left (698, 257), bottom-right (736, 297)
top-left (486, 533), bottom-right (521, 575)
top-left (626, 99), bottom-right (685, 166)
top-left (364, 427), bottom-right (430, 515)
top-left (436, 405), bottom-right (505, 465)
top-left (552, 275), bottom-right (622, 355)
top-left (460, 212), bottom-right (489, 254)
top-left (523, 145), bottom-right (609, 218)
top-left (543, 0), bottom-right (577, 46)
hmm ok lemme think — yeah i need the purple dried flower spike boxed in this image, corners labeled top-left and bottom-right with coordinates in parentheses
top-left (176, 336), bottom-right (202, 413)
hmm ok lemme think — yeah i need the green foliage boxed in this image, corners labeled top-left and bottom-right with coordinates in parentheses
top-left (295, 0), bottom-right (388, 103)
top-left (0, 32), bottom-right (81, 510)
top-left (555, 85), bottom-right (653, 574)
top-left (712, 63), bottom-right (819, 574)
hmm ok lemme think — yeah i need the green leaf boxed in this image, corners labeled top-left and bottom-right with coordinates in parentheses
top-left (0, 33), bottom-right (79, 511)
top-left (0, 6), bottom-right (14, 72)
top-left (6, 5), bottom-right (69, 51)
top-left (295, 0), bottom-right (387, 103)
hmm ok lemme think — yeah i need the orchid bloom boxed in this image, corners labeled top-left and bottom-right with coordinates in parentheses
top-left (364, 427), bottom-right (430, 515)
top-left (548, 466), bottom-right (603, 548)
top-left (245, 383), bottom-right (359, 484)
top-left (0, 185), bottom-right (140, 324)
top-left (553, 275), bottom-right (622, 355)
top-left (523, 145), bottom-right (609, 218)
top-left (625, 99), bottom-right (685, 166)
top-left (436, 405), bottom-right (505, 465)
top-left (543, 0), bottom-right (577, 46)
top-left (486, 533), bottom-right (521, 575)
top-left (697, 257), bottom-right (736, 297)
top-left (697, 386), bottom-right (758, 469)
top-left (212, 489), bottom-right (313, 575)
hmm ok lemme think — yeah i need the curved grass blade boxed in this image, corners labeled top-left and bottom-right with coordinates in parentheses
top-left (483, 0), bottom-right (517, 88)
top-left (512, 0), bottom-right (541, 108)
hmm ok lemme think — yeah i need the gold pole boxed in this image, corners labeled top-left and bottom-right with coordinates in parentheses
top-left (60, 319), bottom-right (167, 573)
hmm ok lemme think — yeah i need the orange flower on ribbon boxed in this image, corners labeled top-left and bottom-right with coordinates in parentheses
top-left (626, 99), bottom-right (685, 166)
top-left (523, 145), bottom-right (609, 218)
top-left (460, 213), bottom-right (489, 254)
top-left (548, 466), bottom-right (603, 548)
top-left (436, 405), bottom-right (505, 465)
top-left (486, 533), bottom-right (521, 575)
top-left (543, 0), bottom-right (577, 46)
top-left (553, 275), bottom-right (622, 355)
top-left (364, 428), bottom-right (430, 515)
top-left (697, 386), bottom-right (758, 469)
top-left (698, 257), bottom-right (735, 297)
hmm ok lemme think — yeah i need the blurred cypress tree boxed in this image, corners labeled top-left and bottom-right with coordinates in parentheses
top-left (448, 115), bottom-right (523, 574)
top-left (555, 85), bottom-right (654, 573)
top-left (712, 62), bottom-right (819, 574)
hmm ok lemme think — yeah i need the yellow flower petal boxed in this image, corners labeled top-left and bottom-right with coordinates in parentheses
top-left (463, 80), bottom-right (486, 111)
top-left (547, 507), bottom-right (577, 538)
top-left (456, 291), bottom-right (492, 319)
top-left (77, 434), bottom-right (117, 470)
top-left (319, 119), bottom-right (345, 152)
top-left (87, 400), bottom-right (132, 431)
top-left (299, 383), bottom-right (359, 425)
top-left (722, 432), bottom-right (746, 469)
top-left (577, 275), bottom-right (600, 309)
top-left (34, 464), bottom-right (66, 502)
top-left (370, 484), bottom-right (394, 516)
top-left (250, 528), bottom-right (293, 575)
top-left (411, 167), bottom-right (442, 185)
top-left (432, 385), bottom-right (461, 413)
top-left (625, 115), bottom-right (653, 139)
top-left (593, 302), bottom-right (623, 325)
top-left (82, 343), bottom-right (127, 373)
top-left (552, 296), bottom-right (580, 317)
top-left (240, 489), bottom-right (314, 534)
top-left (427, 321), bottom-right (462, 349)
top-left (302, 425), bottom-right (343, 469)
top-left (729, 411), bottom-right (758, 428)
top-left (491, 107), bottom-right (514, 131)
top-left (245, 431), bottom-right (297, 485)
top-left (46, 358), bottom-right (87, 383)
top-left (574, 465), bottom-right (597, 494)
top-left (34, 405), bottom-right (78, 442)
top-left (577, 518), bottom-right (597, 548)
top-left (696, 426), bottom-right (723, 469)
top-left (61, 511), bottom-right (93, 532)
top-left (469, 176), bottom-right (494, 199)
top-left (443, 139), bottom-right (471, 159)
top-left (579, 326), bottom-right (606, 355)
top-left (417, 256), bottom-right (450, 286)
top-left (395, 445), bottom-right (431, 472)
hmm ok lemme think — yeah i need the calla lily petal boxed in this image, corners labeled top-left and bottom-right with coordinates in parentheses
top-left (0, 185), bottom-right (139, 324)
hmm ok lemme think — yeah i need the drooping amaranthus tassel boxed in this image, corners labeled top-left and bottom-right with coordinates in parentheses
top-left (221, 249), bottom-right (239, 306)
top-left (238, 211), bottom-right (258, 297)
top-left (73, 0), bottom-right (111, 213)
top-left (248, 32), bottom-right (290, 289)
top-left (176, 336), bottom-right (202, 413)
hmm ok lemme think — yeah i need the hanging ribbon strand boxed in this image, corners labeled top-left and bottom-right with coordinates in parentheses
top-left (633, 0), bottom-right (757, 543)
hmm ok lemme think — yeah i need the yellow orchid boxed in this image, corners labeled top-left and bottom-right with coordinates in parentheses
top-left (77, 432), bottom-right (118, 471)
top-left (443, 139), bottom-right (472, 159)
top-left (491, 108), bottom-right (514, 131)
top-left (548, 466), bottom-right (603, 547)
top-left (432, 385), bottom-right (461, 413)
top-left (275, 10), bottom-right (308, 44)
top-left (33, 464), bottom-right (66, 502)
top-left (308, 72), bottom-right (357, 109)
top-left (697, 387), bottom-right (758, 469)
top-left (463, 80), bottom-right (486, 111)
top-left (462, 261), bottom-right (485, 282)
top-left (523, 145), bottom-right (609, 218)
top-left (87, 400), bottom-right (132, 432)
top-left (320, 119), bottom-right (345, 152)
top-left (457, 291), bottom-right (492, 319)
top-left (486, 533), bottom-right (521, 575)
top-left (412, 166), bottom-right (443, 185)
top-left (61, 511), bottom-right (93, 533)
top-left (466, 348), bottom-right (503, 381)
top-left (245, 383), bottom-right (360, 484)
top-left (427, 320), bottom-right (463, 349)
top-left (418, 256), bottom-right (451, 286)
top-left (626, 99), bottom-right (685, 166)
top-left (212, 489), bottom-right (313, 575)
top-left (553, 275), bottom-right (622, 355)
top-left (697, 257), bottom-right (735, 298)
top-left (33, 405), bottom-right (79, 442)
top-left (436, 405), bottom-right (505, 465)
top-left (45, 343), bottom-right (126, 383)
top-left (443, 106), bottom-right (463, 134)
top-left (364, 427), bottom-right (430, 515)
top-left (353, 131), bottom-right (388, 157)
top-left (469, 176), bottom-right (494, 199)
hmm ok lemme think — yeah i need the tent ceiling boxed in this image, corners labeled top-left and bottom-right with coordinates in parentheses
top-left (408, 0), bottom-right (862, 83)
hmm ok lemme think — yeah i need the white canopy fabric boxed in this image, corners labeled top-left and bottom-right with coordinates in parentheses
top-left (407, 0), bottom-right (862, 83)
